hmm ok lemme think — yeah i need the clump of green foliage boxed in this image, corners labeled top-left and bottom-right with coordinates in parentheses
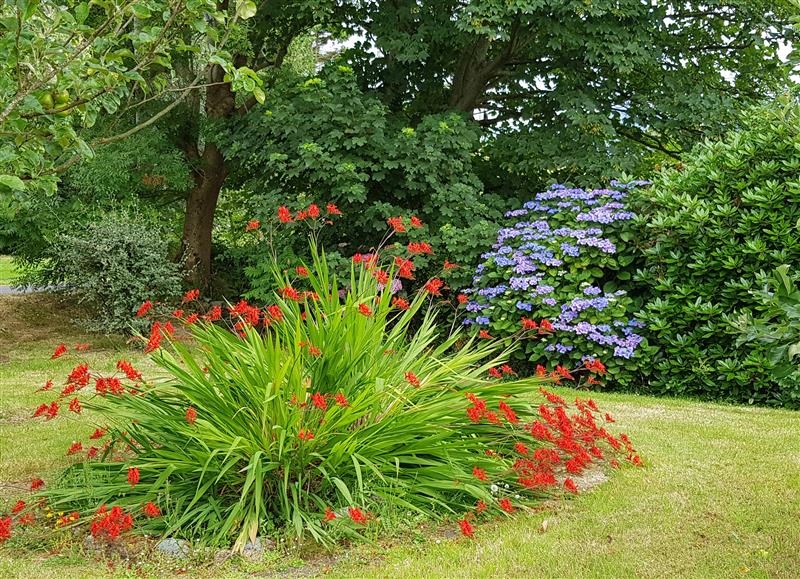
top-left (26, 216), bottom-right (182, 333)
top-left (633, 99), bottom-right (800, 406)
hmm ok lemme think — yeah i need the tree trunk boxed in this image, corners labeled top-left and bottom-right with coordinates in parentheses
top-left (179, 63), bottom-right (236, 287)
top-left (180, 144), bottom-right (227, 286)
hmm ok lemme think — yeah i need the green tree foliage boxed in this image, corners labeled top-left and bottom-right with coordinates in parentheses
top-left (633, 98), bottom-right (800, 407)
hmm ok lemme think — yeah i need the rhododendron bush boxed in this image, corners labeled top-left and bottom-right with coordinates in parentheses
top-left (5, 213), bottom-right (642, 550)
top-left (462, 182), bottom-right (650, 388)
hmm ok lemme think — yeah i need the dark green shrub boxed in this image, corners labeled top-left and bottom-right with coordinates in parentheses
top-left (28, 216), bottom-right (183, 333)
top-left (633, 99), bottom-right (800, 406)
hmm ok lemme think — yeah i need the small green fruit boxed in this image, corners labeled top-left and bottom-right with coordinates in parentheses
top-left (54, 90), bottom-right (70, 105)
top-left (38, 92), bottom-right (54, 110)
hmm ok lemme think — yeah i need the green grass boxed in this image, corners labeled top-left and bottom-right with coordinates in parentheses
top-left (0, 255), bottom-right (17, 285)
top-left (1, 293), bottom-right (799, 578)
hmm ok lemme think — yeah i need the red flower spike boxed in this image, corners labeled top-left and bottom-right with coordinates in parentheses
top-left (143, 502), bottom-right (161, 518)
top-left (51, 343), bottom-right (67, 359)
top-left (404, 371), bottom-right (421, 387)
top-left (424, 278), bottom-right (444, 296)
top-left (539, 319), bottom-right (554, 332)
top-left (498, 498), bottom-right (514, 513)
top-left (311, 392), bottom-right (328, 411)
top-left (443, 260), bottom-right (458, 270)
top-left (326, 203), bottom-right (342, 215)
top-left (295, 266), bottom-right (309, 277)
top-left (245, 219), bottom-right (260, 232)
top-left (472, 466), bottom-right (488, 481)
top-left (298, 429), bottom-right (314, 440)
top-left (204, 305), bottom-right (222, 322)
top-left (136, 301), bottom-right (153, 318)
top-left (358, 303), bottom-right (373, 316)
top-left (186, 406), bottom-right (197, 425)
top-left (66, 441), bottom-right (82, 456)
top-left (30, 478), bottom-right (45, 491)
top-left (144, 322), bottom-right (162, 353)
top-left (387, 216), bottom-right (406, 233)
top-left (392, 296), bottom-right (410, 310)
top-left (323, 507), bottom-right (337, 523)
top-left (11, 500), bottom-right (25, 514)
top-left (308, 345), bottom-right (322, 357)
top-left (407, 242), bottom-right (433, 255)
top-left (478, 330), bottom-right (492, 339)
top-left (182, 289), bottom-right (200, 304)
top-left (0, 517), bottom-right (11, 544)
top-left (278, 206), bottom-right (293, 223)
top-left (334, 393), bottom-right (349, 407)
top-left (348, 507), bottom-right (367, 525)
top-left (307, 204), bottom-right (321, 219)
top-left (127, 467), bottom-right (140, 487)
top-left (488, 367), bottom-right (502, 379)
top-left (410, 216), bottom-right (423, 228)
top-left (605, 413), bottom-right (615, 423)
top-left (87, 446), bottom-right (99, 459)
top-left (457, 294), bottom-right (469, 305)
top-left (459, 517), bottom-right (474, 538)
top-left (476, 500), bottom-right (487, 514)
top-left (68, 397), bottom-right (81, 414)
top-left (564, 478), bottom-right (579, 494)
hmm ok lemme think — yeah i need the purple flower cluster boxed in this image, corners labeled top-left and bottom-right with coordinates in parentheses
top-left (464, 182), bottom-right (647, 365)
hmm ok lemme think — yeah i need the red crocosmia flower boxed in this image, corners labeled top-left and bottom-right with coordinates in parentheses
top-left (51, 342), bottom-right (67, 359)
top-left (404, 371), bottom-right (421, 387)
top-left (74, 342), bottom-right (90, 352)
top-left (605, 413), bottom-right (615, 423)
top-left (372, 268), bottom-right (389, 285)
top-left (186, 406), bottom-right (197, 425)
top-left (334, 392), bottom-right (349, 406)
top-left (116, 360), bottom-right (142, 382)
top-left (514, 442), bottom-right (530, 455)
top-left (182, 289), bottom-right (200, 304)
top-left (278, 205), bottom-right (293, 223)
top-left (30, 478), bottom-right (45, 491)
top-left (521, 317), bottom-right (538, 330)
top-left (143, 502), bottom-right (161, 518)
top-left (33, 403), bottom-right (47, 418)
top-left (136, 301), bottom-right (153, 318)
top-left (61, 383), bottom-right (77, 397)
top-left (298, 429), bottom-right (314, 441)
top-left (424, 278), bottom-right (444, 296)
top-left (326, 203), bottom-right (342, 215)
top-left (307, 204), bottom-right (321, 218)
top-left (266, 305), bottom-right (284, 322)
top-left (144, 322), bottom-right (162, 353)
top-left (295, 265), bottom-right (309, 277)
top-left (308, 345), bottom-right (322, 357)
top-left (539, 319), bottom-right (554, 332)
top-left (311, 392), bottom-right (328, 411)
top-left (472, 466), bottom-right (488, 481)
top-left (498, 401), bottom-right (519, 424)
top-left (555, 365), bottom-right (575, 381)
top-left (87, 446), bottom-right (99, 459)
top-left (127, 467), bottom-right (140, 487)
top-left (500, 364), bottom-right (516, 376)
top-left (478, 330), bottom-right (492, 339)
top-left (0, 517), bottom-right (11, 544)
top-left (19, 513), bottom-right (35, 526)
top-left (37, 380), bottom-right (54, 392)
top-left (407, 242), bottom-right (433, 254)
top-left (91, 506), bottom-right (133, 540)
top-left (185, 313), bottom-right (199, 325)
top-left (535, 364), bottom-right (547, 377)
top-left (476, 500), bottom-right (487, 514)
top-left (66, 441), bottom-right (83, 456)
top-left (348, 507), bottom-right (367, 525)
top-left (459, 517), bottom-right (474, 538)
top-left (498, 498), bottom-right (514, 513)
top-left (410, 216), bottom-right (423, 228)
top-left (587, 399), bottom-right (600, 412)
top-left (457, 294), bottom-right (469, 305)
top-left (163, 321), bottom-right (175, 337)
top-left (391, 296), bottom-right (410, 310)
top-left (323, 507), bottom-right (337, 523)
top-left (564, 478), bottom-right (579, 494)
top-left (443, 260), bottom-right (458, 270)
top-left (387, 216), bottom-right (406, 233)
top-left (488, 367), bottom-right (502, 379)
top-left (358, 303), bottom-right (373, 316)
top-left (90, 428), bottom-right (107, 440)
top-left (393, 256), bottom-right (415, 279)
top-left (68, 397), bottom-right (81, 414)
top-left (11, 500), bottom-right (25, 514)
top-left (45, 401), bottom-right (59, 420)
top-left (585, 358), bottom-right (607, 374)
top-left (204, 305), bottom-right (222, 322)
top-left (280, 286), bottom-right (301, 301)
top-left (245, 219), bottom-right (260, 232)
top-left (296, 210), bottom-right (308, 221)
top-left (631, 454), bottom-right (643, 466)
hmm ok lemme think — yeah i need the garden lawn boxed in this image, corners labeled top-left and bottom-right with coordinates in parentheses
top-left (0, 294), bottom-right (798, 578)
top-left (0, 256), bottom-right (16, 285)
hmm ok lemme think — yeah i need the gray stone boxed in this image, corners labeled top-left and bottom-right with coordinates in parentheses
top-left (242, 536), bottom-right (272, 560)
top-left (156, 537), bottom-right (190, 558)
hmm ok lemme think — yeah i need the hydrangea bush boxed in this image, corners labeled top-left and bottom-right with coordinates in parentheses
top-left (462, 182), bottom-right (649, 387)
